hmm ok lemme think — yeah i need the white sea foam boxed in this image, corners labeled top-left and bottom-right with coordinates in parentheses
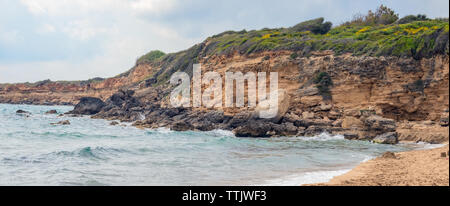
top-left (206, 129), bottom-right (235, 137)
top-left (259, 169), bottom-right (351, 186)
top-left (296, 133), bottom-right (345, 141)
top-left (155, 127), bottom-right (173, 134)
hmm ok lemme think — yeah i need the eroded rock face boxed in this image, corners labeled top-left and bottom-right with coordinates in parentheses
top-left (373, 132), bottom-right (399, 144)
top-left (68, 97), bottom-right (105, 115)
top-left (1, 51), bottom-right (448, 143)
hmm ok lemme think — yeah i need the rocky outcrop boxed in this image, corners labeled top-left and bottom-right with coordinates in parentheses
top-left (2, 50), bottom-right (449, 143)
top-left (373, 132), bottom-right (399, 144)
top-left (16, 110), bottom-right (30, 114)
top-left (68, 97), bottom-right (106, 115)
top-left (51, 120), bottom-right (71, 125)
top-left (45, 110), bottom-right (58, 114)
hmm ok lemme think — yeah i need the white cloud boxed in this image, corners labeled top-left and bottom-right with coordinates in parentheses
top-left (36, 23), bottom-right (56, 34)
top-left (130, 0), bottom-right (177, 14)
top-left (62, 19), bottom-right (111, 41)
top-left (0, 30), bottom-right (22, 45)
top-left (19, 0), bottom-right (177, 16)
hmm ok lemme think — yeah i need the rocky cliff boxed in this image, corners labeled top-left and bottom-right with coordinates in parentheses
top-left (1, 18), bottom-right (449, 144)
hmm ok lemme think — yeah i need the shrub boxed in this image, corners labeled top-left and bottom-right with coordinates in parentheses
top-left (290, 52), bottom-right (299, 59)
top-left (344, 5), bottom-right (399, 26)
top-left (290, 18), bottom-right (333, 34)
top-left (314, 72), bottom-right (333, 100)
top-left (397, 14), bottom-right (429, 24)
top-left (137, 50), bottom-right (166, 64)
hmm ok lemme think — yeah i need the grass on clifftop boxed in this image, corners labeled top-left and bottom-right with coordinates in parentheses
top-left (122, 6), bottom-right (450, 87)
top-left (204, 19), bottom-right (449, 58)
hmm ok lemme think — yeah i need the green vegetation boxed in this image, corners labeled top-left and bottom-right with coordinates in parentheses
top-left (314, 72), bottom-right (333, 100)
top-left (136, 5), bottom-right (449, 86)
top-left (289, 18), bottom-right (333, 34)
top-left (343, 5), bottom-right (399, 26)
top-left (203, 18), bottom-right (448, 58)
top-left (136, 50), bottom-right (166, 64)
top-left (397, 14), bottom-right (429, 24)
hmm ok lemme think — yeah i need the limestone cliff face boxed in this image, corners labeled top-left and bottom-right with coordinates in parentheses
top-left (1, 52), bottom-right (448, 143)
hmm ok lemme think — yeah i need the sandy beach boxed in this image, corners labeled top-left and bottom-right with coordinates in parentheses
top-left (313, 144), bottom-right (449, 186)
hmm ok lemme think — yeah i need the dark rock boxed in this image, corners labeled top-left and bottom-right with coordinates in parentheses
top-left (45, 110), bottom-right (58, 114)
top-left (272, 122), bottom-right (298, 136)
top-left (233, 121), bottom-right (273, 138)
top-left (110, 121), bottom-right (119, 126)
top-left (69, 97), bottom-right (105, 115)
top-left (373, 132), bottom-right (398, 144)
top-left (191, 120), bottom-right (215, 131)
top-left (440, 117), bottom-right (449, 127)
top-left (226, 112), bottom-right (252, 129)
top-left (344, 133), bottom-right (359, 140)
top-left (51, 120), bottom-right (71, 125)
top-left (16, 110), bottom-right (30, 114)
top-left (170, 121), bottom-right (191, 131)
top-left (441, 152), bottom-right (447, 158)
top-left (381, 152), bottom-right (397, 159)
top-left (304, 125), bottom-right (330, 136)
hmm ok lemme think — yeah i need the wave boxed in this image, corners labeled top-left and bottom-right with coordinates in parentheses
top-left (296, 133), bottom-right (346, 141)
top-left (53, 147), bottom-right (131, 160)
top-left (204, 129), bottom-right (235, 137)
top-left (259, 169), bottom-right (351, 186)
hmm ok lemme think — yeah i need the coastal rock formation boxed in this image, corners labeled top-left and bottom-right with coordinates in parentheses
top-left (1, 19), bottom-right (449, 143)
top-left (16, 110), bottom-right (30, 114)
top-left (373, 132), bottom-right (399, 144)
top-left (45, 110), bottom-right (58, 114)
top-left (68, 97), bottom-right (105, 115)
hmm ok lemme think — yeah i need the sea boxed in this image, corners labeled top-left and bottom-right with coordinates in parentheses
top-left (0, 103), bottom-right (440, 186)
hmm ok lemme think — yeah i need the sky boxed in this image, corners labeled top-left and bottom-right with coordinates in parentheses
top-left (0, 0), bottom-right (448, 83)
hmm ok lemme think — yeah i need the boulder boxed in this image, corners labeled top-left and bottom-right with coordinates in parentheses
top-left (69, 97), bottom-right (106, 115)
top-left (381, 152), bottom-right (397, 159)
top-left (51, 120), bottom-right (71, 125)
top-left (170, 121), bottom-right (191, 131)
top-left (342, 116), bottom-right (363, 129)
top-left (373, 132), bottom-right (398, 144)
top-left (254, 89), bottom-right (290, 123)
top-left (110, 121), bottom-right (119, 126)
top-left (233, 121), bottom-right (273, 138)
top-left (344, 133), bottom-right (360, 140)
top-left (16, 110), bottom-right (30, 114)
top-left (272, 122), bottom-right (298, 136)
top-left (45, 110), bottom-right (58, 114)
top-left (363, 115), bottom-right (396, 132)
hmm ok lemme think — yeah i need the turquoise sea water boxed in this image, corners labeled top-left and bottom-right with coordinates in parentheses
top-left (0, 104), bottom-right (434, 186)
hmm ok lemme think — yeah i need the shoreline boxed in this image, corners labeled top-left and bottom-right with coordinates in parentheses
top-left (311, 144), bottom-right (449, 186)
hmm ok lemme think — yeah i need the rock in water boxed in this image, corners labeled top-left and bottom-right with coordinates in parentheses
top-left (68, 97), bottom-right (106, 115)
top-left (233, 121), bottom-right (273, 138)
top-left (51, 120), bottom-right (71, 125)
top-left (110, 121), bottom-right (119, 126)
top-left (16, 110), bottom-right (30, 114)
top-left (373, 132), bottom-right (398, 144)
top-left (45, 110), bottom-right (58, 114)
